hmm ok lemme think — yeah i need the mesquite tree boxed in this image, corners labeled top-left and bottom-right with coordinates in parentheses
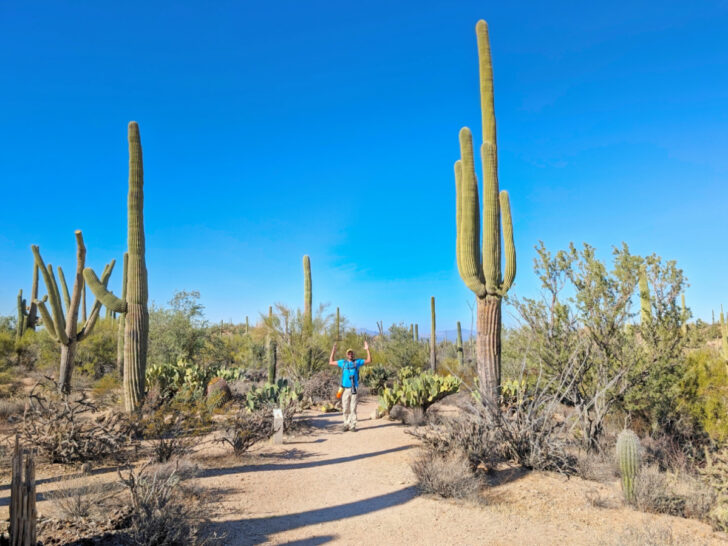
top-left (31, 231), bottom-right (115, 393)
top-left (85, 122), bottom-right (149, 412)
top-left (455, 20), bottom-right (516, 402)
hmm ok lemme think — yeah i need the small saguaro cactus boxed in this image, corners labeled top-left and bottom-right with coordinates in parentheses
top-left (415, 323), bottom-right (419, 342)
top-left (430, 297), bottom-right (437, 372)
top-left (84, 121), bottom-right (149, 412)
top-left (616, 429), bottom-right (641, 504)
top-left (267, 306), bottom-right (277, 383)
top-left (455, 20), bottom-right (516, 402)
top-left (456, 321), bottom-right (464, 369)
top-left (639, 265), bottom-right (651, 324)
top-left (303, 255), bottom-right (312, 332)
top-left (32, 232), bottom-right (115, 393)
top-left (16, 262), bottom-right (40, 342)
top-left (680, 293), bottom-right (688, 335)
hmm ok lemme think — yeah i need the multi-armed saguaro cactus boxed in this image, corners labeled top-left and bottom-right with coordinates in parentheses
top-left (639, 265), bottom-right (651, 324)
top-left (616, 429), bottom-right (641, 504)
top-left (456, 321), bottom-right (464, 370)
top-left (430, 297), bottom-right (437, 372)
top-left (84, 122), bottom-right (149, 412)
top-left (32, 232), bottom-right (115, 393)
top-left (455, 20), bottom-right (516, 402)
top-left (16, 262), bottom-right (40, 342)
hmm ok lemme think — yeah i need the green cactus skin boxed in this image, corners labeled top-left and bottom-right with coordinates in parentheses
top-left (32, 231), bottom-right (115, 393)
top-left (303, 255), bottom-right (312, 331)
top-left (410, 323), bottom-right (414, 339)
top-left (681, 294), bottom-right (687, 335)
top-left (430, 297), bottom-right (437, 372)
top-left (17, 263), bottom-right (41, 341)
top-left (84, 122), bottom-right (148, 412)
top-left (616, 429), bottom-right (641, 504)
top-left (415, 323), bottom-right (419, 342)
top-left (16, 290), bottom-right (26, 342)
top-left (245, 315), bottom-right (249, 334)
top-left (456, 321), bottom-right (464, 369)
top-left (267, 305), bottom-right (277, 383)
top-left (455, 20), bottom-right (516, 402)
top-left (639, 265), bottom-right (651, 324)
top-left (117, 252), bottom-right (128, 378)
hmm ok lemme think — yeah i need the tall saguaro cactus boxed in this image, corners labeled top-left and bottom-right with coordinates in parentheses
top-left (84, 122), bottom-right (149, 412)
top-left (430, 297), bottom-right (437, 372)
top-left (303, 255), bottom-right (312, 332)
top-left (116, 253), bottom-right (128, 378)
top-left (455, 20), bottom-right (516, 402)
top-left (32, 232), bottom-right (115, 393)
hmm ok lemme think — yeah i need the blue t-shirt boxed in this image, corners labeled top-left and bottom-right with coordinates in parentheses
top-left (338, 359), bottom-right (365, 388)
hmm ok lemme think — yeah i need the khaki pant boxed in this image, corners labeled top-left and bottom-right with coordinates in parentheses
top-left (342, 388), bottom-right (358, 430)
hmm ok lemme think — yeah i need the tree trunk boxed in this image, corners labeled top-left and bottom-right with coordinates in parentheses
top-left (58, 342), bottom-right (78, 394)
top-left (476, 295), bottom-right (501, 402)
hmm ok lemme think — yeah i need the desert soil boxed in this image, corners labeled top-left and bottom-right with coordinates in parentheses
top-left (2, 395), bottom-right (726, 545)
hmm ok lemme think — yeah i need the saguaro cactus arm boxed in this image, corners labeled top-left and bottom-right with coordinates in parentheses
top-left (33, 297), bottom-right (55, 340)
top-left (83, 267), bottom-right (128, 313)
top-left (498, 191), bottom-right (516, 295)
top-left (31, 246), bottom-right (69, 345)
top-left (77, 260), bottom-right (116, 341)
top-left (57, 266), bottom-right (71, 312)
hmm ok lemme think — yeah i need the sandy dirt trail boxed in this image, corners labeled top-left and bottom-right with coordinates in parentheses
top-left (197, 397), bottom-right (724, 546)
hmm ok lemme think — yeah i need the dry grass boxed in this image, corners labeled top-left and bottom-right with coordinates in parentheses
top-left (634, 465), bottom-right (715, 520)
top-left (44, 476), bottom-right (122, 521)
top-left (410, 449), bottom-right (482, 501)
top-left (0, 398), bottom-right (24, 422)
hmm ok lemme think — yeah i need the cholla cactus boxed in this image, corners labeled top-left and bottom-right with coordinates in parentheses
top-left (616, 429), bottom-right (641, 504)
top-left (455, 20), bottom-right (516, 402)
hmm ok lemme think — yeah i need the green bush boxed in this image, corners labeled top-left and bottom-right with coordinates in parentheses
top-left (679, 348), bottom-right (728, 443)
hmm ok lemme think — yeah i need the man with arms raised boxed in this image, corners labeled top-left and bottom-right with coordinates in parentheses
top-left (329, 341), bottom-right (371, 431)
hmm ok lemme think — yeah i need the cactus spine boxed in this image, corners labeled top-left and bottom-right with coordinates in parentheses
top-left (455, 20), bottom-right (516, 402)
top-left (84, 122), bottom-right (149, 412)
top-left (616, 429), bottom-right (641, 503)
top-left (430, 297), bottom-right (437, 372)
top-left (456, 321), bottom-right (464, 369)
top-left (639, 265), bottom-right (651, 324)
top-left (32, 232), bottom-right (115, 393)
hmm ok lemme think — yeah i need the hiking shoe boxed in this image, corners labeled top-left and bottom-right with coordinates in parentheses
top-left (339, 424), bottom-right (349, 432)
top-left (349, 426), bottom-right (357, 432)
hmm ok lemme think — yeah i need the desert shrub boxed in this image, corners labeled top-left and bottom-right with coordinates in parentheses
top-left (44, 476), bottom-right (122, 521)
top-left (140, 400), bottom-right (214, 463)
top-left (372, 323), bottom-right (427, 370)
top-left (633, 465), bottom-right (715, 520)
top-left (679, 348), bottom-right (728, 444)
top-left (300, 369), bottom-right (339, 404)
top-left (119, 459), bottom-right (211, 545)
top-left (408, 411), bottom-right (501, 472)
top-left (605, 523), bottom-right (678, 546)
top-left (576, 449), bottom-right (618, 483)
top-left (361, 364), bottom-right (391, 395)
top-left (699, 446), bottom-right (728, 531)
top-left (206, 377), bottom-right (231, 408)
top-left (216, 409), bottom-right (274, 456)
top-left (410, 450), bottom-right (480, 500)
top-left (20, 382), bottom-right (132, 464)
top-left (91, 373), bottom-right (121, 406)
top-left (378, 372), bottom-right (460, 414)
top-left (0, 398), bottom-right (24, 422)
top-left (246, 379), bottom-right (301, 411)
top-left (75, 319), bottom-right (117, 378)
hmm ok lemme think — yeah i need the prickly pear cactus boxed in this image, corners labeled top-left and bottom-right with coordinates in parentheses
top-left (616, 429), bottom-right (641, 503)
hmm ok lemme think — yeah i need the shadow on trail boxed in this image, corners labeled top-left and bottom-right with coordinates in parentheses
top-left (208, 486), bottom-right (417, 545)
top-left (200, 445), bottom-right (416, 479)
top-left (281, 536), bottom-right (338, 545)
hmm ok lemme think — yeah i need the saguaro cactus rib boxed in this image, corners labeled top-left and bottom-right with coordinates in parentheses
top-left (84, 122), bottom-right (149, 412)
top-left (454, 20), bottom-right (517, 402)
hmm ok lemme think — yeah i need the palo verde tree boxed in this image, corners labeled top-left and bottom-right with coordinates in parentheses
top-left (32, 231), bottom-right (115, 393)
top-left (455, 20), bottom-right (516, 402)
top-left (85, 122), bottom-right (149, 412)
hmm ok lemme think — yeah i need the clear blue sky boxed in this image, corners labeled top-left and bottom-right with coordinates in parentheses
top-left (1, 1), bottom-right (727, 334)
